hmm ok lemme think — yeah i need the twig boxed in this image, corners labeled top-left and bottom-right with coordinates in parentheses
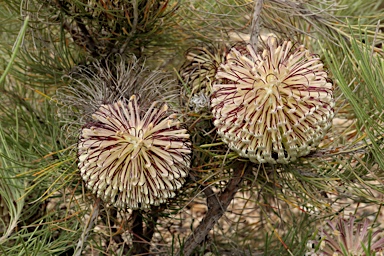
top-left (106, 207), bottom-right (130, 255)
top-left (177, 163), bottom-right (248, 256)
top-left (73, 16), bottom-right (98, 57)
top-left (131, 210), bottom-right (145, 254)
top-left (143, 208), bottom-right (159, 253)
top-left (118, 0), bottom-right (139, 54)
top-left (74, 198), bottom-right (100, 256)
top-left (53, 0), bottom-right (98, 57)
top-left (250, 0), bottom-right (264, 50)
top-left (131, 208), bottom-right (159, 255)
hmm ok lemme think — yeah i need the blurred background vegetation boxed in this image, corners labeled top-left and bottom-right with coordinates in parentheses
top-left (0, 0), bottom-right (383, 255)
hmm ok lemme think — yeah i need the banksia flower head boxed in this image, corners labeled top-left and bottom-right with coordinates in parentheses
top-left (78, 95), bottom-right (191, 209)
top-left (317, 216), bottom-right (384, 255)
top-left (180, 44), bottom-right (228, 112)
top-left (211, 36), bottom-right (334, 164)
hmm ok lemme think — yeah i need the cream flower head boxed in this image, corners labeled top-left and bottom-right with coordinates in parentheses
top-left (211, 37), bottom-right (334, 164)
top-left (78, 95), bottom-right (191, 209)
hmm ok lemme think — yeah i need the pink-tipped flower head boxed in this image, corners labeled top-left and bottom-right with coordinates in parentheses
top-left (318, 216), bottom-right (384, 255)
top-left (211, 36), bottom-right (334, 164)
top-left (78, 95), bottom-right (191, 209)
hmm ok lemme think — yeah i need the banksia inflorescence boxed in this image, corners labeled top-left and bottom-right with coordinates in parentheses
top-left (211, 36), bottom-right (334, 164)
top-left (180, 44), bottom-right (228, 95)
top-left (180, 44), bottom-right (228, 112)
top-left (314, 216), bottom-right (384, 255)
top-left (78, 95), bottom-right (191, 209)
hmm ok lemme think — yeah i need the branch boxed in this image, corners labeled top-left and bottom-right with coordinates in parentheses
top-left (177, 163), bottom-right (248, 256)
top-left (143, 208), bottom-right (159, 253)
top-left (118, 0), bottom-right (139, 55)
top-left (74, 198), bottom-right (100, 256)
top-left (250, 0), bottom-right (264, 50)
top-left (131, 208), bottom-right (159, 255)
top-left (131, 210), bottom-right (145, 254)
top-left (53, 0), bottom-right (98, 57)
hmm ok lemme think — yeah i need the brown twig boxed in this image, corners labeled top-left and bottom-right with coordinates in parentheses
top-left (131, 208), bottom-right (160, 255)
top-left (74, 198), bottom-right (100, 256)
top-left (131, 210), bottom-right (145, 254)
top-left (118, 0), bottom-right (138, 55)
top-left (250, 0), bottom-right (264, 50)
top-left (177, 162), bottom-right (248, 256)
top-left (143, 209), bottom-right (159, 253)
top-left (72, 16), bottom-right (98, 57)
top-left (53, 0), bottom-right (98, 57)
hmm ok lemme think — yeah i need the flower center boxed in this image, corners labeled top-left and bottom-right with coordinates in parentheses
top-left (118, 128), bottom-right (147, 149)
top-left (263, 74), bottom-right (281, 102)
top-left (132, 137), bottom-right (144, 148)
